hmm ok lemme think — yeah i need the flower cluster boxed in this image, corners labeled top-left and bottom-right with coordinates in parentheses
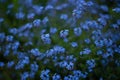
top-left (0, 0), bottom-right (120, 80)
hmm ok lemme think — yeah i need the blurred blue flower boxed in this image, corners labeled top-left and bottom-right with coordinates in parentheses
top-left (41, 33), bottom-right (51, 44)
top-left (7, 61), bottom-right (14, 68)
top-left (21, 72), bottom-right (29, 80)
top-left (40, 69), bottom-right (50, 80)
top-left (33, 19), bottom-right (41, 27)
top-left (74, 27), bottom-right (82, 36)
top-left (52, 73), bottom-right (61, 80)
top-left (70, 42), bottom-right (78, 48)
top-left (0, 62), bottom-right (5, 67)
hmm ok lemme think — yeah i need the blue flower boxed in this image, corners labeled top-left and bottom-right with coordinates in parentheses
top-left (115, 45), bottom-right (120, 54)
top-left (0, 18), bottom-right (4, 23)
top-left (74, 27), bottom-right (82, 36)
top-left (7, 61), bottom-right (14, 68)
top-left (15, 56), bottom-right (29, 70)
top-left (50, 27), bottom-right (57, 34)
top-left (40, 69), bottom-right (50, 80)
top-left (111, 24), bottom-right (119, 28)
top-left (117, 19), bottom-right (120, 25)
top-left (33, 19), bottom-right (41, 27)
top-left (9, 28), bottom-right (18, 35)
top-left (60, 14), bottom-right (68, 20)
top-left (30, 48), bottom-right (41, 57)
top-left (41, 33), bottom-right (51, 44)
top-left (33, 5), bottom-right (43, 15)
top-left (42, 17), bottom-right (49, 24)
top-left (52, 73), bottom-right (61, 80)
top-left (6, 35), bottom-right (13, 42)
top-left (45, 5), bottom-right (54, 10)
top-left (80, 48), bottom-right (91, 55)
top-left (59, 61), bottom-right (67, 68)
top-left (12, 41), bottom-right (20, 50)
top-left (112, 7), bottom-right (120, 13)
top-left (98, 18), bottom-right (107, 26)
top-left (66, 62), bottom-right (74, 70)
top-left (100, 5), bottom-right (108, 12)
top-left (53, 45), bottom-right (65, 54)
top-left (30, 62), bottom-right (39, 72)
top-left (70, 42), bottom-right (78, 48)
top-left (73, 70), bottom-right (88, 78)
top-left (29, 72), bottom-right (35, 78)
top-left (21, 72), bottom-right (29, 80)
top-left (60, 29), bottom-right (69, 38)
top-left (0, 33), bottom-right (5, 42)
top-left (15, 12), bottom-right (25, 19)
top-left (84, 38), bottom-right (91, 44)
top-left (4, 50), bottom-right (10, 56)
top-left (97, 50), bottom-right (103, 55)
top-left (27, 13), bottom-right (35, 19)
top-left (86, 59), bottom-right (95, 72)
top-left (0, 62), bottom-right (5, 67)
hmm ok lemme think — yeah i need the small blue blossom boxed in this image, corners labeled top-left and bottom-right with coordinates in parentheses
top-left (7, 61), bottom-right (14, 68)
top-left (86, 59), bottom-right (95, 72)
top-left (115, 45), bottom-right (120, 54)
top-left (80, 48), bottom-right (91, 55)
top-left (0, 33), bottom-right (5, 42)
top-left (98, 18), bottom-right (107, 26)
top-left (9, 28), bottom-right (18, 35)
top-left (29, 72), bottom-right (35, 78)
top-left (4, 50), bottom-right (10, 56)
top-left (40, 69), bottom-right (50, 80)
top-left (6, 35), bottom-right (13, 42)
top-left (60, 14), bottom-right (68, 20)
top-left (33, 19), bottom-right (41, 27)
top-left (74, 27), bottom-right (82, 36)
top-left (27, 13), bottom-right (35, 19)
top-left (73, 70), bottom-right (88, 78)
top-left (45, 49), bottom-right (55, 57)
top-left (84, 38), bottom-right (91, 44)
top-left (66, 62), bottom-right (74, 70)
top-left (112, 7), bottom-right (120, 13)
top-left (33, 5), bottom-right (43, 15)
top-left (100, 5), bottom-right (108, 12)
top-left (7, 4), bottom-right (14, 9)
top-left (21, 72), bottom-right (29, 80)
top-left (94, 40), bottom-right (104, 47)
top-left (0, 18), bottom-right (4, 23)
top-left (41, 33), bottom-right (51, 44)
top-left (117, 19), bottom-right (120, 25)
top-left (50, 27), bottom-right (57, 34)
top-left (15, 56), bottom-right (29, 70)
top-left (53, 45), bottom-right (65, 53)
top-left (40, 29), bottom-right (46, 35)
top-left (0, 62), bottom-right (5, 67)
top-left (52, 73), bottom-right (61, 80)
top-left (45, 5), bottom-right (54, 10)
top-left (97, 50), bottom-right (103, 55)
top-left (60, 29), bottom-right (69, 38)
top-left (24, 23), bottom-right (33, 29)
top-left (30, 62), bottom-right (39, 72)
top-left (42, 17), bottom-right (49, 24)
top-left (12, 41), bottom-right (20, 50)
top-left (64, 75), bottom-right (80, 80)
top-left (15, 12), bottom-right (25, 19)
top-left (63, 38), bottom-right (69, 42)
top-left (111, 24), bottom-right (119, 28)
top-left (80, 23), bottom-right (89, 30)
top-left (30, 48), bottom-right (41, 56)
top-left (58, 61), bottom-right (67, 68)
top-left (70, 42), bottom-right (78, 47)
